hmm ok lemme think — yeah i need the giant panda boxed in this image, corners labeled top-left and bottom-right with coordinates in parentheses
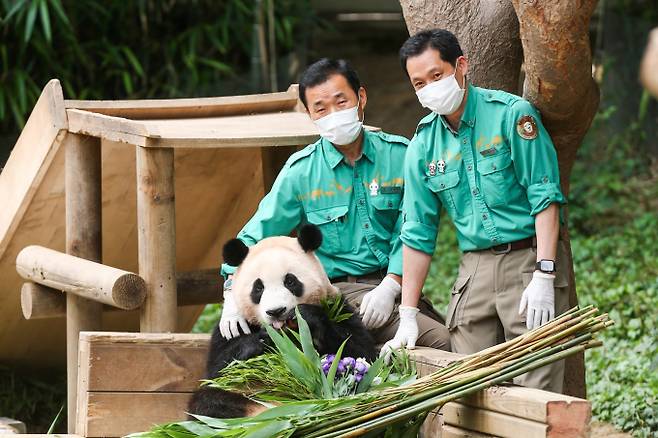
top-left (188, 224), bottom-right (377, 419)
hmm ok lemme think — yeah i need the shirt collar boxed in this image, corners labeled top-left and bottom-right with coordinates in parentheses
top-left (321, 129), bottom-right (373, 168)
top-left (438, 83), bottom-right (477, 134)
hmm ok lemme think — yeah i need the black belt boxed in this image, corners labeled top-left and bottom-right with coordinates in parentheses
top-left (330, 269), bottom-right (386, 284)
top-left (467, 236), bottom-right (537, 255)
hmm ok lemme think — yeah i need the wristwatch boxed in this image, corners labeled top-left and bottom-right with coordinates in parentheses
top-left (535, 259), bottom-right (556, 274)
top-left (223, 277), bottom-right (233, 293)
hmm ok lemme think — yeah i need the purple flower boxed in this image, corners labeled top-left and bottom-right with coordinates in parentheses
top-left (355, 374), bottom-right (363, 382)
top-left (340, 357), bottom-right (356, 370)
top-left (355, 362), bottom-right (368, 374)
top-left (337, 362), bottom-right (346, 374)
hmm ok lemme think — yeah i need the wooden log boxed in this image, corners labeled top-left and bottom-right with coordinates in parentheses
top-left (16, 245), bottom-right (146, 310)
top-left (65, 133), bottom-right (103, 433)
top-left (21, 269), bottom-right (222, 320)
top-left (136, 146), bottom-right (177, 332)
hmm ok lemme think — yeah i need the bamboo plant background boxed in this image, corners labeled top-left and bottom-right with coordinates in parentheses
top-left (0, 0), bottom-right (313, 133)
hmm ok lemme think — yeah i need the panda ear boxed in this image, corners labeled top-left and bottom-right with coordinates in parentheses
top-left (223, 239), bottom-right (249, 266)
top-left (298, 224), bottom-right (323, 252)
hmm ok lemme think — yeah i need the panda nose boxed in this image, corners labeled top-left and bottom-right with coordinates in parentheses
top-left (266, 306), bottom-right (287, 318)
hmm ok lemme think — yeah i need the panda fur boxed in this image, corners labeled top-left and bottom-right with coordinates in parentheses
top-left (188, 224), bottom-right (377, 419)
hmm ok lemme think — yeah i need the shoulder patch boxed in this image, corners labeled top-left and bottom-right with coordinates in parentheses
top-left (287, 143), bottom-right (318, 165)
top-left (516, 115), bottom-right (538, 140)
top-left (374, 130), bottom-right (409, 147)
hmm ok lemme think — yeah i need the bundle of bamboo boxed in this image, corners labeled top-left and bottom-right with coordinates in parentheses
top-left (134, 306), bottom-right (611, 438)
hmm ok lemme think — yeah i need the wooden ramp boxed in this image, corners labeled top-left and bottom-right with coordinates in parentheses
top-left (0, 80), bottom-right (319, 368)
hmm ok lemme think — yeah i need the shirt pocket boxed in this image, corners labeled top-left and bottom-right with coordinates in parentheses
top-left (477, 150), bottom-right (515, 208)
top-left (370, 193), bottom-right (402, 231)
top-left (427, 170), bottom-right (469, 219)
top-left (306, 205), bottom-right (349, 253)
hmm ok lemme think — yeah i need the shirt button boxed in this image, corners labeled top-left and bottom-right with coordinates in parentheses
top-left (492, 237), bottom-right (498, 242)
top-left (364, 223), bottom-right (370, 229)
top-left (482, 213), bottom-right (488, 220)
top-left (462, 139), bottom-right (467, 144)
top-left (543, 176), bottom-right (549, 183)
top-left (467, 165), bottom-right (472, 171)
top-left (472, 188), bottom-right (479, 195)
top-left (440, 183), bottom-right (445, 188)
top-left (387, 201), bottom-right (393, 207)
top-left (492, 165), bottom-right (497, 170)
top-left (359, 199), bottom-right (365, 206)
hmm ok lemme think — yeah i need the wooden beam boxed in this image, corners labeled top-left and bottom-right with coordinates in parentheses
top-left (65, 89), bottom-right (299, 119)
top-left (136, 146), bottom-right (177, 332)
top-left (21, 268), bottom-right (222, 319)
top-left (16, 245), bottom-right (146, 309)
top-left (65, 133), bottom-right (103, 433)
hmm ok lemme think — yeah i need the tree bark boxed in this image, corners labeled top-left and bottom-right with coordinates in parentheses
top-left (399, 0), bottom-right (523, 93)
top-left (511, 0), bottom-right (600, 399)
top-left (399, 0), bottom-right (601, 398)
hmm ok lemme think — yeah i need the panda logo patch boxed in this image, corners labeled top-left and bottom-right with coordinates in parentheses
top-left (516, 115), bottom-right (538, 140)
top-left (369, 179), bottom-right (379, 196)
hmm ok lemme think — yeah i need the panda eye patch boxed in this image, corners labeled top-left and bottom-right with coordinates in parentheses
top-left (283, 273), bottom-right (304, 297)
top-left (251, 279), bottom-right (264, 304)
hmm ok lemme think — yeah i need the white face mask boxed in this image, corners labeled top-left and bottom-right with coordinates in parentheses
top-left (416, 70), bottom-right (465, 115)
top-left (313, 101), bottom-right (363, 146)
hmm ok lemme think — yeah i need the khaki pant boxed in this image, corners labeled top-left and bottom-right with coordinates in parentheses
top-left (337, 281), bottom-right (451, 351)
top-left (446, 241), bottom-right (571, 393)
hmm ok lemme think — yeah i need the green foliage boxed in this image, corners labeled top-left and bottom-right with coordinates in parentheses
top-left (0, 0), bottom-right (312, 133)
top-left (0, 366), bottom-right (66, 433)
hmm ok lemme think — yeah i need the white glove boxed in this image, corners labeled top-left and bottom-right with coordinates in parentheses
top-left (518, 272), bottom-right (555, 330)
top-left (359, 276), bottom-right (401, 329)
top-left (379, 306), bottom-right (419, 362)
top-left (219, 290), bottom-right (251, 339)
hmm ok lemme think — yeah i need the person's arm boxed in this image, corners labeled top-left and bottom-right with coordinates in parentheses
top-left (380, 133), bottom-right (441, 358)
top-left (401, 245), bottom-right (432, 307)
top-left (508, 100), bottom-right (566, 329)
top-left (535, 203), bottom-right (559, 263)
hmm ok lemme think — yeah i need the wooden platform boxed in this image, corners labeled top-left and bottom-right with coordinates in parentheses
top-left (76, 332), bottom-right (592, 438)
top-left (0, 80), bottom-right (319, 367)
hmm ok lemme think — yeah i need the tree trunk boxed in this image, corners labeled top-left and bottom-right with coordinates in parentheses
top-left (399, 0), bottom-right (523, 93)
top-left (511, 0), bottom-right (600, 399)
top-left (399, 0), bottom-right (601, 398)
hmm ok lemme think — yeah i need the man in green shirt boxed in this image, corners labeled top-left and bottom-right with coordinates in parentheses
top-left (218, 58), bottom-right (449, 352)
top-left (383, 29), bottom-right (569, 393)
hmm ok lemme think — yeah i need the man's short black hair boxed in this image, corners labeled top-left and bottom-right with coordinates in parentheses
top-left (399, 29), bottom-right (463, 76)
top-left (298, 58), bottom-right (360, 109)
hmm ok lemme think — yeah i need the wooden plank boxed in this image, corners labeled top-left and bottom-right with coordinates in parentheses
top-left (66, 109), bottom-right (149, 146)
top-left (441, 403), bottom-right (547, 438)
top-left (442, 424), bottom-right (499, 438)
top-left (81, 332), bottom-right (208, 392)
top-left (83, 392), bottom-right (191, 438)
top-left (16, 245), bottom-right (146, 309)
top-left (65, 133), bottom-right (103, 433)
top-left (65, 89), bottom-right (298, 119)
top-left (137, 147), bottom-right (177, 332)
top-left (0, 79), bottom-right (67, 260)
top-left (419, 409), bottom-right (442, 438)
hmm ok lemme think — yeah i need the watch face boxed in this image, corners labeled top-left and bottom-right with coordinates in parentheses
top-left (539, 260), bottom-right (555, 272)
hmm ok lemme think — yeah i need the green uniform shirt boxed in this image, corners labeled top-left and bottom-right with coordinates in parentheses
top-left (401, 84), bottom-right (566, 255)
top-left (221, 129), bottom-right (409, 279)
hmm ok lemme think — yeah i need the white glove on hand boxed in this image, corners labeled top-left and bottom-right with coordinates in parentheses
top-left (359, 276), bottom-right (401, 329)
top-left (518, 272), bottom-right (556, 330)
top-left (219, 291), bottom-right (251, 339)
top-left (379, 306), bottom-right (419, 362)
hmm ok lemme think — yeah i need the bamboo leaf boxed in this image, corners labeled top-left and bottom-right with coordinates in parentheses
top-left (295, 307), bottom-right (321, 367)
top-left (122, 46), bottom-right (145, 77)
top-left (38, 0), bottom-right (51, 42)
top-left (24, 0), bottom-right (38, 42)
top-left (3, 0), bottom-right (29, 23)
top-left (47, 0), bottom-right (69, 26)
